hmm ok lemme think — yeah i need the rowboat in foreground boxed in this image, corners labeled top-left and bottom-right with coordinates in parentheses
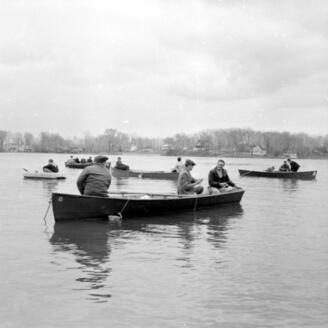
top-left (52, 189), bottom-right (245, 221)
top-left (65, 162), bottom-right (93, 169)
top-left (24, 172), bottom-right (66, 180)
top-left (238, 169), bottom-right (317, 180)
top-left (111, 167), bottom-right (179, 180)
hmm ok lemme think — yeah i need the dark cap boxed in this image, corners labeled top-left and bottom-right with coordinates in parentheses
top-left (94, 155), bottom-right (109, 163)
top-left (185, 159), bottom-right (196, 166)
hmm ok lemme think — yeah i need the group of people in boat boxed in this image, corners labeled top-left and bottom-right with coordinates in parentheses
top-left (66, 156), bottom-right (93, 164)
top-left (43, 155), bottom-right (302, 198)
top-left (266, 158), bottom-right (300, 173)
top-left (75, 155), bottom-right (240, 198)
top-left (279, 158), bottom-right (300, 172)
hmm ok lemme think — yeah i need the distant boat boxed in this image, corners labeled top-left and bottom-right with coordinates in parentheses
top-left (111, 167), bottom-right (179, 180)
top-left (238, 169), bottom-right (317, 180)
top-left (65, 162), bottom-right (93, 169)
top-left (24, 172), bottom-right (66, 180)
top-left (51, 189), bottom-right (245, 221)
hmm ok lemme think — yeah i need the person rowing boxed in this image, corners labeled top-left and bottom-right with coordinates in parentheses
top-left (43, 159), bottom-right (59, 173)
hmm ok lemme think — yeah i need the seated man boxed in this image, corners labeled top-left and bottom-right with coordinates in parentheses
top-left (87, 156), bottom-right (93, 163)
top-left (115, 157), bottom-right (129, 170)
top-left (208, 159), bottom-right (238, 194)
top-left (177, 159), bottom-right (203, 195)
top-left (279, 160), bottom-right (290, 172)
top-left (43, 159), bottom-right (59, 173)
top-left (287, 158), bottom-right (300, 172)
top-left (77, 155), bottom-right (111, 197)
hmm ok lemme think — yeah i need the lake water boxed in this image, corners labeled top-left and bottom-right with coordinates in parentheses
top-left (0, 153), bottom-right (327, 327)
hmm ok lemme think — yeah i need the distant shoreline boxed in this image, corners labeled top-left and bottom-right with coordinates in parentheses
top-left (1, 151), bottom-right (328, 160)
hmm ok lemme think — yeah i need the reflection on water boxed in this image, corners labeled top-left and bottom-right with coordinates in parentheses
top-left (22, 179), bottom-right (65, 198)
top-left (279, 179), bottom-right (299, 192)
top-left (279, 178), bottom-right (317, 193)
top-left (2, 153), bottom-right (327, 326)
top-left (50, 221), bottom-right (112, 303)
top-left (49, 204), bottom-right (243, 303)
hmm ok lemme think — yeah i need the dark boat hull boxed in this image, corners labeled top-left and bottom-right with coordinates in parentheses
top-left (65, 162), bottom-right (93, 169)
top-left (52, 190), bottom-right (245, 221)
top-left (239, 169), bottom-right (317, 180)
top-left (111, 167), bottom-right (178, 180)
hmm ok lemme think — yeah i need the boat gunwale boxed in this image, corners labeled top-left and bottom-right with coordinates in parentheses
top-left (238, 169), bottom-right (317, 179)
top-left (239, 169), bottom-right (316, 174)
top-left (52, 189), bottom-right (245, 201)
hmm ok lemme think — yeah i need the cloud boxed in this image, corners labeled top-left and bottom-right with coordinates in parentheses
top-left (0, 0), bottom-right (327, 137)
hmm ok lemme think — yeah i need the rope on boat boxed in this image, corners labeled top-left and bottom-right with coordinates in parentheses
top-left (43, 199), bottom-right (52, 224)
top-left (193, 196), bottom-right (198, 212)
top-left (117, 198), bottom-right (130, 219)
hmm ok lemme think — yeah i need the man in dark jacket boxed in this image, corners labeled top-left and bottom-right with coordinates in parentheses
top-left (208, 159), bottom-right (237, 193)
top-left (77, 155), bottom-right (111, 197)
top-left (115, 157), bottom-right (129, 170)
top-left (43, 159), bottom-right (59, 173)
top-left (287, 158), bottom-right (300, 172)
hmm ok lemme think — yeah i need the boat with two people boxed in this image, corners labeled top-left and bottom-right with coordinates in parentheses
top-left (238, 169), bottom-right (317, 180)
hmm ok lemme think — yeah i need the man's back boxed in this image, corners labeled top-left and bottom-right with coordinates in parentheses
top-left (290, 161), bottom-right (300, 172)
top-left (77, 164), bottom-right (111, 197)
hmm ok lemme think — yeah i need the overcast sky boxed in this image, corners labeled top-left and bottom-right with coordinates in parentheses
top-left (0, 0), bottom-right (327, 138)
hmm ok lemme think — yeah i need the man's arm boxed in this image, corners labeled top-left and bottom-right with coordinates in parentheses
top-left (76, 169), bottom-right (88, 194)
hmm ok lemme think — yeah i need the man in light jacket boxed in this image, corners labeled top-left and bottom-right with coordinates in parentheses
top-left (77, 155), bottom-right (111, 197)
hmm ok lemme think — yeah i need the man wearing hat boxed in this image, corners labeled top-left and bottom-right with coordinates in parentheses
top-left (77, 155), bottom-right (111, 197)
top-left (287, 158), bottom-right (300, 172)
top-left (177, 159), bottom-right (203, 195)
top-left (43, 159), bottom-right (59, 173)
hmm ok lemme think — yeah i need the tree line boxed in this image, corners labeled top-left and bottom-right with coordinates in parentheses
top-left (0, 128), bottom-right (327, 158)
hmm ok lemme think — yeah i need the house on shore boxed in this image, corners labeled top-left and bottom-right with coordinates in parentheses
top-left (251, 145), bottom-right (267, 157)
